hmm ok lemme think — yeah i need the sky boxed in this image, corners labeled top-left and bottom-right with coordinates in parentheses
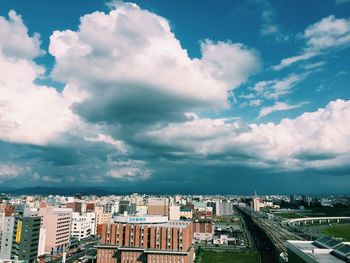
top-left (0, 0), bottom-right (349, 194)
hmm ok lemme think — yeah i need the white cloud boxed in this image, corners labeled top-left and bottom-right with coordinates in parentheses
top-left (0, 51), bottom-right (84, 145)
top-left (274, 15), bottom-right (350, 70)
top-left (251, 74), bottom-right (305, 100)
top-left (258, 101), bottom-right (305, 118)
top-left (107, 168), bottom-right (152, 181)
top-left (85, 133), bottom-right (128, 154)
top-left (0, 164), bottom-right (27, 181)
top-left (304, 15), bottom-right (350, 50)
top-left (142, 99), bottom-right (350, 170)
top-left (261, 9), bottom-right (279, 36)
top-left (273, 52), bottom-right (316, 70)
top-left (198, 40), bottom-right (260, 87)
top-left (106, 160), bottom-right (153, 181)
top-left (0, 11), bottom-right (87, 146)
top-left (49, 2), bottom-right (259, 125)
top-left (0, 11), bottom-right (43, 59)
top-left (32, 172), bottom-right (61, 183)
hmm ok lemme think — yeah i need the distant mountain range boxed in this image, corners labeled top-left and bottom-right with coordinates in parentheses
top-left (0, 186), bottom-right (344, 196)
top-left (0, 186), bottom-right (195, 196)
top-left (0, 186), bottom-right (115, 196)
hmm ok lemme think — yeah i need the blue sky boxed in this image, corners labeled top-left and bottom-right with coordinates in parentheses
top-left (0, 0), bottom-right (349, 194)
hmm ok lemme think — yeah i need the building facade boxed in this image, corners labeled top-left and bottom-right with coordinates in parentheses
top-left (71, 212), bottom-right (96, 240)
top-left (96, 215), bottom-right (194, 263)
top-left (11, 216), bottom-right (41, 262)
top-left (147, 198), bottom-right (169, 216)
top-left (39, 206), bottom-right (72, 254)
top-left (0, 216), bottom-right (15, 260)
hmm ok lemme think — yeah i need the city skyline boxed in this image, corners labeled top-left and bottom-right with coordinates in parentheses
top-left (0, 0), bottom-right (350, 194)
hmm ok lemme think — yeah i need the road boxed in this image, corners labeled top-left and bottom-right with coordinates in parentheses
top-left (239, 207), bottom-right (304, 262)
top-left (49, 239), bottom-right (98, 263)
top-left (239, 209), bottom-right (278, 263)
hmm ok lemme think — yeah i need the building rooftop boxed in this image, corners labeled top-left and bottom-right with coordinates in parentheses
top-left (288, 238), bottom-right (350, 263)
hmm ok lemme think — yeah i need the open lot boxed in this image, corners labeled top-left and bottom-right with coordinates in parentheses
top-left (200, 250), bottom-right (259, 263)
top-left (300, 223), bottom-right (350, 241)
top-left (322, 224), bottom-right (350, 241)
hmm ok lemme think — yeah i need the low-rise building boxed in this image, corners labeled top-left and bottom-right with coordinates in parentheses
top-left (288, 237), bottom-right (350, 263)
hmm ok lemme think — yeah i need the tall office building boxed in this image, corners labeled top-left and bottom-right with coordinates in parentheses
top-left (11, 216), bottom-right (41, 262)
top-left (96, 214), bottom-right (194, 263)
top-left (39, 206), bottom-right (72, 254)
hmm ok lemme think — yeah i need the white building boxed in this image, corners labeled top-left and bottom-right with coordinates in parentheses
top-left (0, 216), bottom-right (14, 260)
top-left (37, 228), bottom-right (46, 258)
top-left (71, 212), bottom-right (96, 241)
top-left (252, 198), bottom-right (261, 211)
top-left (217, 201), bottom-right (233, 216)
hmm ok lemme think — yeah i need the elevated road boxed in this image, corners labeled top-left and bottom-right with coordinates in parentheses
top-left (239, 207), bottom-right (304, 259)
top-left (284, 216), bottom-right (350, 226)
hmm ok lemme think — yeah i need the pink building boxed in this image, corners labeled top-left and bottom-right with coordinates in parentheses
top-left (39, 206), bottom-right (73, 254)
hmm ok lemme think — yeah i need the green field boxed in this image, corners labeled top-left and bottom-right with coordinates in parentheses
top-left (311, 207), bottom-right (350, 217)
top-left (322, 224), bottom-right (350, 241)
top-left (275, 212), bottom-right (306, 219)
top-left (200, 251), bottom-right (259, 263)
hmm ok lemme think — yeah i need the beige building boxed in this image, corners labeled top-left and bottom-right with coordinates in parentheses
top-left (147, 198), bottom-right (169, 216)
top-left (39, 206), bottom-right (72, 254)
top-left (169, 205), bottom-right (180, 220)
top-left (95, 206), bottom-right (113, 230)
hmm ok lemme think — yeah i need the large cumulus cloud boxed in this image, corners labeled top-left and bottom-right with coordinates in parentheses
top-left (49, 2), bottom-right (260, 126)
top-left (0, 11), bottom-right (84, 145)
top-left (142, 99), bottom-right (350, 171)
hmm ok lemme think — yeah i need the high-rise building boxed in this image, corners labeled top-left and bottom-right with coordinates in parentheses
top-left (251, 198), bottom-right (261, 212)
top-left (39, 206), bottom-right (72, 254)
top-left (0, 216), bottom-right (15, 260)
top-left (11, 216), bottom-right (41, 262)
top-left (96, 214), bottom-right (194, 263)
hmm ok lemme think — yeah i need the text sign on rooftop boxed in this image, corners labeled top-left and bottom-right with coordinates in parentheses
top-left (128, 217), bottom-right (146, 222)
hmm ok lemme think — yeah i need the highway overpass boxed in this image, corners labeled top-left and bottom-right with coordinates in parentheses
top-left (284, 216), bottom-right (350, 226)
